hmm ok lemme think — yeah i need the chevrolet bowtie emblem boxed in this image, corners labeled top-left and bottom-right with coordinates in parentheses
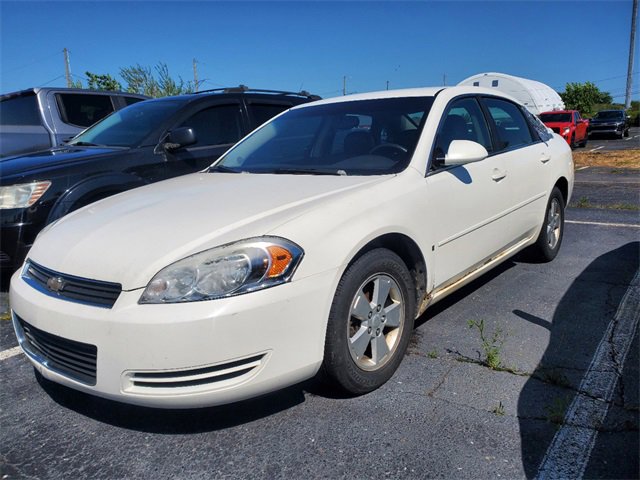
top-left (47, 276), bottom-right (65, 292)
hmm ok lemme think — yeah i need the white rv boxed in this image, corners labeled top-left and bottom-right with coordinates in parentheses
top-left (458, 72), bottom-right (564, 115)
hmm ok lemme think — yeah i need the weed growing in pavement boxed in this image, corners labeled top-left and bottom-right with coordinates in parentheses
top-left (492, 401), bottom-right (505, 416)
top-left (574, 196), bottom-right (591, 208)
top-left (467, 319), bottom-right (506, 370)
top-left (428, 350), bottom-right (438, 359)
top-left (545, 396), bottom-right (571, 426)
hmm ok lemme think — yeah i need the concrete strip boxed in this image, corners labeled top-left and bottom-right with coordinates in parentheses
top-left (0, 345), bottom-right (23, 361)
top-left (566, 220), bottom-right (640, 229)
top-left (536, 271), bottom-right (640, 480)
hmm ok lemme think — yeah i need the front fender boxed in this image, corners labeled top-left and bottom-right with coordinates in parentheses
top-left (47, 172), bottom-right (146, 223)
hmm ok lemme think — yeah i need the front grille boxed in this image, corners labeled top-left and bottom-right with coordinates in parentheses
top-left (551, 127), bottom-right (560, 134)
top-left (14, 315), bottom-right (97, 385)
top-left (23, 261), bottom-right (121, 308)
top-left (127, 354), bottom-right (266, 390)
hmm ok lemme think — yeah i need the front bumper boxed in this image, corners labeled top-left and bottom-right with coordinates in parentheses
top-left (588, 123), bottom-right (625, 134)
top-left (10, 267), bottom-right (338, 408)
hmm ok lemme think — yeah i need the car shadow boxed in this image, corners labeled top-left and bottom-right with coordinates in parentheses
top-left (36, 371), bottom-right (310, 434)
top-left (516, 241), bottom-right (639, 478)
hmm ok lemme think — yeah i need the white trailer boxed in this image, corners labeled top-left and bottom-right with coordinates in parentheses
top-left (458, 72), bottom-right (564, 115)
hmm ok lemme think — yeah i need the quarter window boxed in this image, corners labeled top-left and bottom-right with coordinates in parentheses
top-left (249, 103), bottom-right (290, 128)
top-left (179, 104), bottom-right (242, 147)
top-left (484, 98), bottom-right (534, 151)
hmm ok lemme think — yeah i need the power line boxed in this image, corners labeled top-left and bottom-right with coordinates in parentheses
top-left (38, 74), bottom-right (65, 87)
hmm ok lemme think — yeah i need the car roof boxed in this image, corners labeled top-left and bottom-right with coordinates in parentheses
top-left (0, 87), bottom-right (148, 100)
top-left (292, 85), bottom-right (520, 109)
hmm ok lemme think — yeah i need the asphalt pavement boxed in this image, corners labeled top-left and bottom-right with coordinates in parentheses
top-left (0, 168), bottom-right (638, 479)
top-left (584, 126), bottom-right (640, 152)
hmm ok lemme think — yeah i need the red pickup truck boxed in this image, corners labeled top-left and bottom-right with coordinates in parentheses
top-left (539, 110), bottom-right (589, 149)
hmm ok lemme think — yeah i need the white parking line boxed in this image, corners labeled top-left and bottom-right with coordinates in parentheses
top-left (589, 146), bottom-right (604, 152)
top-left (575, 166), bottom-right (590, 171)
top-left (566, 220), bottom-right (640, 229)
top-left (0, 345), bottom-right (22, 361)
top-left (536, 270), bottom-right (640, 480)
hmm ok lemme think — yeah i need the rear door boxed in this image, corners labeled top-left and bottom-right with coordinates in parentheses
top-left (480, 96), bottom-right (551, 242)
top-left (245, 100), bottom-right (294, 130)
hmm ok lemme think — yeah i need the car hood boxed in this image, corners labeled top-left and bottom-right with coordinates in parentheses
top-left (28, 172), bottom-right (389, 290)
top-left (0, 146), bottom-right (126, 179)
top-left (590, 117), bottom-right (623, 124)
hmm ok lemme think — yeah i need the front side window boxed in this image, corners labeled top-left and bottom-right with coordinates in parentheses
top-left (69, 100), bottom-right (183, 147)
top-left (179, 104), bottom-right (242, 147)
top-left (56, 93), bottom-right (115, 127)
top-left (214, 97), bottom-right (433, 176)
top-left (484, 97), bottom-right (534, 151)
top-left (432, 97), bottom-right (492, 168)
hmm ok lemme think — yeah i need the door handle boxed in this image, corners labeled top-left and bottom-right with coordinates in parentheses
top-left (540, 154), bottom-right (551, 164)
top-left (492, 169), bottom-right (507, 181)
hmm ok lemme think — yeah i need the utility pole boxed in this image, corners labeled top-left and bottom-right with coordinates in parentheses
top-left (443, 73), bottom-right (447, 86)
top-left (63, 48), bottom-right (72, 87)
top-left (193, 58), bottom-right (199, 93)
top-left (386, 80), bottom-right (389, 90)
top-left (625, 0), bottom-right (637, 109)
top-left (343, 76), bottom-right (346, 96)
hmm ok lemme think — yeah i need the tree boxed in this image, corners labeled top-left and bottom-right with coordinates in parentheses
top-left (85, 71), bottom-right (122, 91)
top-left (120, 62), bottom-right (193, 97)
top-left (560, 82), bottom-right (612, 116)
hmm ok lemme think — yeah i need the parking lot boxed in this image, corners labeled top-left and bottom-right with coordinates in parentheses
top-left (1, 166), bottom-right (638, 479)
top-left (585, 126), bottom-right (640, 152)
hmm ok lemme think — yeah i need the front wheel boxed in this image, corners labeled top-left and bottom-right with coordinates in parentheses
top-left (322, 249), bottom-right (415, 395)
top-left (529, 187), bottom-right (565, 262)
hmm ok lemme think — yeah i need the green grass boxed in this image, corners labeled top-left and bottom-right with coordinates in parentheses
top-left (468, 319), bottom-right (506, 370)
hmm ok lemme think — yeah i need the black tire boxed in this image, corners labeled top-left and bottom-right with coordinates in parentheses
top-left (579, 134), bottom-right (588, 148)
top-left (529, 187), bottom-right (565, 262)
top-left (570, 133), bottom-right (576, 149)
top-left (624, 128), bottom-right (630, 138)
top-left (322, 248), bottom-right (415, 395)
top-left (617, 130), bottom-right (624, 139)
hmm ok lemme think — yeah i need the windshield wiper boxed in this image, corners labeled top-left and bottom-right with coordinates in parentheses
top-left (209, 165), bottom-right (243, 173)
top-left (69, 141), bottom-right (102, 147)
top-left (269, 168), bottom-right (345, 176)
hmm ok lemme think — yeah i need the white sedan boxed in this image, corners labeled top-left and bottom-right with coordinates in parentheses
top-left (10, 86), bottom-right (573, 408)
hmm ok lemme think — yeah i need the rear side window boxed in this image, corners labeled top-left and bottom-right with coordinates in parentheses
top-left (483, 98), bottom-right (533, 150)
top-left (56, 93), bottom-right (115, 127)
top-left (249, 103), bottom-right (290, 127)
top-left (0, 94), bottom-right (41, 126)
top-left (179, 104), bottom-right (242, 147)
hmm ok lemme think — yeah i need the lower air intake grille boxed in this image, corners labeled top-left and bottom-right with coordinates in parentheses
top-left (23, 260), bottom-right (121, 308)
top-left (15, 315), bottom-right (97, 385)
top-left (129, 354), bottom-right (266, 390)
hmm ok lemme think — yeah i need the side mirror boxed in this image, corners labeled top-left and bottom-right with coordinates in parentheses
top-left (444, 140), bottom-right (489, 166)
top-left (163, 127), bottom-right (196, 151)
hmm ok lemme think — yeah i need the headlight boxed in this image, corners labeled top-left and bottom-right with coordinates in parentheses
top-left (563, 127), bottom-right (571, 134)
top-left (0, 181), bottom-right (51, 209)
top-left (139, 237), bottom-right (304, 304)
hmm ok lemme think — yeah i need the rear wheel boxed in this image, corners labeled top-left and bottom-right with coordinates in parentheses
top-left (322, 249), bottom-right (415, 395)
top-left (529, 187), bottom-right (565, 262)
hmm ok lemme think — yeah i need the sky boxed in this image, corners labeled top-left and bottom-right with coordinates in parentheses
top-left (1, 0), bottom-right (638, 101)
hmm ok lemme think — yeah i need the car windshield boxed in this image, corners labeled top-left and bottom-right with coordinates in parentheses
top-left (593, 111), bottom-right (624, 120)
top-left (212, 97), bottom-right (433, 176)
top-left (68, 100), bottom-right (183, 147)
top-left (539, 113), bottom-right (571, 123)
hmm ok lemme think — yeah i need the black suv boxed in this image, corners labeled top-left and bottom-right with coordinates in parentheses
top-left (588, 110), bottom-right (630, 138)
top-left (0, 87), bottom-right (320, 283)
